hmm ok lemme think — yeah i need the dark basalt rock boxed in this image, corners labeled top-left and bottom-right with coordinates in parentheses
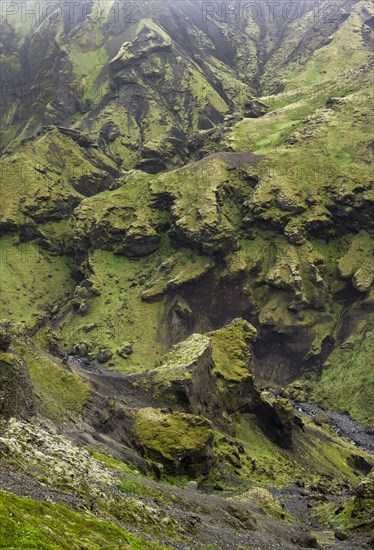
top-left (255, 392), bottom-right (295, 449)
top-left (130, 320), bottom-right (260, 435)
top-left (243, 99), bottom-right (268, 118)
top-left (97, 348), bottom-right (113, 364)
top-left (0, 352), bottom-right (36, 420)
top-left (0, 327), bottom-right (12, 352)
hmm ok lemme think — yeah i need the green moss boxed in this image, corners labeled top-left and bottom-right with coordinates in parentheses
top-left (312, 475), bottom-right (374, 533)
top-left (156, 334), bottom-right (210, 379)
top-left (13, 340), bottom-right (89, 422)
top-left (209, 409), bottom-right (371, 492)
top-left (150, 157), bottom-right (237, 253)
top-left (289, 10), bottom-right (370, 86)
top-left (210, 319), bottom-right (256, 382)
top-left (58, 246), bottom-right (172, 372)
top-left (118, 478), bottom-right (143, 496)
top-left (0, 128), bottom-right (116, 226)
top-left (87, 449), bottom-right (141, 476)
top-left (0, 237), bottom-right (74, 322)
top-left (74, 171), bottom-right (162, 253)
top-left (0, 490), bottom-right (167, 550)
top-left (312, 322), bottom-right (374, 424)
top-left (133, 408), bottom-right (213, 463)
top-left (38, 219), bottom-right (76, 253)
top-left (338, 231), bottom-right (374, 292)
top-left (109, 20), bottom-right (172, 69)
top-left (141, 250), bottom-right (214, 301)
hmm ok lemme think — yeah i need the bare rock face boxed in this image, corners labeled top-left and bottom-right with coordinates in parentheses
top-left (0, 351), bottom-right (36, 420)
top-left (255, 392), bottom-right (295, 449)
top-left (0, 327), bottom-right (12, 352)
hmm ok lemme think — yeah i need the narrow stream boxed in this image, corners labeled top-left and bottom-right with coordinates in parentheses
top-left (292, 401), bottom-right (374, 454)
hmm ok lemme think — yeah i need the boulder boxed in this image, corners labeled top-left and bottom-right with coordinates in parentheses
top-left (97, 348), bottom-right (113, 364)
top-left (132, 408), bottom-right (215, 476)
top-left (117, 342), bottom-right (133, 358)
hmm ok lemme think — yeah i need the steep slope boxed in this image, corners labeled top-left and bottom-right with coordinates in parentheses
top-left (0, 0), bottom-right (373, 547)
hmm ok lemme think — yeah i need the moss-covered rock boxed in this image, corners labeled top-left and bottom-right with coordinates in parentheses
top-left (0, 128), bottom-right (118, 231)
top-left (338, 231), bottom-right (374, 293)
top-left (141, 250), bottom-right (214, 301)
top-left (312, 472), bottom-right (374, 534)
top-left (132, 319), bottom-right (259, 434)
top-left (109, 21), bottom-right (172, 71)
top-left (74, 172), bottom-right (163, 257)
top-left (210, 319), bottom-right (257, 382)
top-left (133, 408), bottom-right (214, 475)
top-left (149, 157), bottom-right (243, 254)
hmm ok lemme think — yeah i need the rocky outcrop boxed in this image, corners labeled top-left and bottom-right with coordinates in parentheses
top-left (132, 408), bottom-right (215, 476)
top-left (132, 320), bottom-right (257, 432)
top-left (131, 318), bottom-right (299, 446)
top-left (74, 172), bottom-right (162, 256)
top-left (141, 250), bottom-right (214, 301)
top-left (255, 392), bottom-right (295, 449)
top-left (0, 349), bottom-right (36, 420)
top-left (243, 99), bottom-right (268, 118)
top-left (109, 22), bottom-right (172, 72)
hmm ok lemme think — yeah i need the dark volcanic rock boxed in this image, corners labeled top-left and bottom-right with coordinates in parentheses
top-left (0, 351), bottom-right (36, 420)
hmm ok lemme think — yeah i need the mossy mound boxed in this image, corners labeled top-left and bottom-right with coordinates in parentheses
top-left (149, 157), bottom-right (243, 253)
top-left (338, 231), bottom-right (374, 293)
top-left (133, 408), bottom-right (214, 475)
top-left (0, 490), bottom-right (165, 550)
top-left (0, 128), bottom-right (117, 231)
top-left (109, 20), bottom-right (172, 71)
top-left (74, 171), bottom-right (163, 257)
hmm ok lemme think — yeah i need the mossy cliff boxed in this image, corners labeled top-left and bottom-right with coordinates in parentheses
top-left (0, 0), bottom-right (374, 547)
